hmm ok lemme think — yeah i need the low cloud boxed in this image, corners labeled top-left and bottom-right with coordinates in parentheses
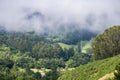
top-left (0, 0), bottom-right (120, 33)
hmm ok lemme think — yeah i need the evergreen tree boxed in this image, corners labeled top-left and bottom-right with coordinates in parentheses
top-left (92, 26), bottom-right (120, 60)
top-left (77, 42), bottom-right (81, 53)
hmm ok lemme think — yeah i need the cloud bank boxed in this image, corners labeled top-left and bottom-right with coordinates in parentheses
top-left (0, 0), bottom-right (120, 33)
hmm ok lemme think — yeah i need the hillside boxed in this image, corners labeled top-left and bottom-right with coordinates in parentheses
top-left (0, 31), bottom-right (94, 80)
top-left (58, 54), bottom-right (120, 80)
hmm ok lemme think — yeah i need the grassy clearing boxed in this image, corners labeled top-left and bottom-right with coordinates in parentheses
top-left (81, 41), bottom-right (91, 53)
top-left (58, 43), bottom-right (74, 49)
top-left (18, 68), bottom-right (25, 72)
top-left (58, 41), bottom-right (91, 53)
top-left (58, 54), bottom-right (120, 80)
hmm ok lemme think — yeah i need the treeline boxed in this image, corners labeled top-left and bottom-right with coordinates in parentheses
top-left (44, 25), bottom-right (97, 45)
top-left (61, 29), bottom-right (96, 44)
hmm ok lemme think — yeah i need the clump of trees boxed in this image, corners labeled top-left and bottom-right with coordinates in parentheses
top-left (61, 29), bottom-right (96, 44)
top-left (92, 26), bottom-right (120, 60)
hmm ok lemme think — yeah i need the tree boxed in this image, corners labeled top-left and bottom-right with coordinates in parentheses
top-left (33, 72), bottom-right (41, 80)
top-left (43, 68), bottom-right (60, 80)
top-left (77, 42), bottom-right (81, 53)
top-left (32, 43), bottom-right (64, 59)
top-left (92, 26), bottom-right (120, 60)
top-left (36, 58), bottom-right (65, 69)
top-left (66, 53), bottom-right (92, 67)
top-left (63, 47), bottom-right (74, 61)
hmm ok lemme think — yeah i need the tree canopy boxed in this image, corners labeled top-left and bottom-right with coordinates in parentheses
top-left (92, 26), bottom-right (120, 60)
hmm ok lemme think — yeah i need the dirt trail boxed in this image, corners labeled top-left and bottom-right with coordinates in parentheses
top-left (98, 72), bottom-right (114, 80)
top-left (31, 69), bottom-right (46, 77)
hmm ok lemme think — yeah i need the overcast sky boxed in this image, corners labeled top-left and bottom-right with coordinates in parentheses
top-left (0, 0), bottom-right (120, 33)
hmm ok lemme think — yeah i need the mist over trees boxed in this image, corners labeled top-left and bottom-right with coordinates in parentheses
top-left (0, 0), bottom-right (120, 80)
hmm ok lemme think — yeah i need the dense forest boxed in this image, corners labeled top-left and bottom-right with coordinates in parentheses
top-left (0, 26), bottom-right (95, 80)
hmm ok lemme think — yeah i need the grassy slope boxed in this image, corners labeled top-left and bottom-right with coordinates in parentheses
top-left (58, 41), bottom-right (91, 53)
top-left (58, 43), bottom-right (75, 49)
top-left (58, 54), bottom-right (120, 80)
top-left (81, 41), bottom-right (91, 53)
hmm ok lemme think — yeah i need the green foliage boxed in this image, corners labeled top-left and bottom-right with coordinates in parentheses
top-left (58, 54), bottom-right (120, 80)
top-left (33, 72), bottom-right (41, 80)
top-left (0, 44), bottom-right (11, 59)
top-left (0, 29), bottom-right (95, 80)
top-left (77, 42), bottom-right (81, 53)
top-left (43, 68), bottom-right (60, 80)
top-left (36, 58), bottom-right (65, 69)
top-left (61, 29), bottom-right (96, 44)
top-left (92, 26), bottom-right (120, 60)
top-left (0, 72), bottom-right (15, 80)
top-left (113, 63), bottom-right (120, 80)
top-left (58, 41), bottom-right (91, 54)
top-left (58, 43), bottom-right (73, 49)
top-left (32, 43), bottom-right (64, 59)
top-left (14, 54), bottom-right (35, 68)
top-left (62, 47), bottom-right (74, 61)
top-left (81, 41), bottom-right (91, 53)
top-left (66, 53), bottom-right (92, 67)
top-left (3, 32), bottom-right (47, 53)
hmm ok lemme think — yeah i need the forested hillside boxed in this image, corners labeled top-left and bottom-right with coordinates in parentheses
top-left (0, 25), bottom-right (120, 80)
top-left (58, 26), bottom-right (120, 80)
top-left (0, 27), bottom-right (95, 80)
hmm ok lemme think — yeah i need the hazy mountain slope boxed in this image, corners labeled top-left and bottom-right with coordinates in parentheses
top-left (58, 54), bottom-right (120, 80)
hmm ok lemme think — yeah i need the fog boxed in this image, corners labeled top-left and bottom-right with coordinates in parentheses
top-left (0, 0), bottom-right (120, 33)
